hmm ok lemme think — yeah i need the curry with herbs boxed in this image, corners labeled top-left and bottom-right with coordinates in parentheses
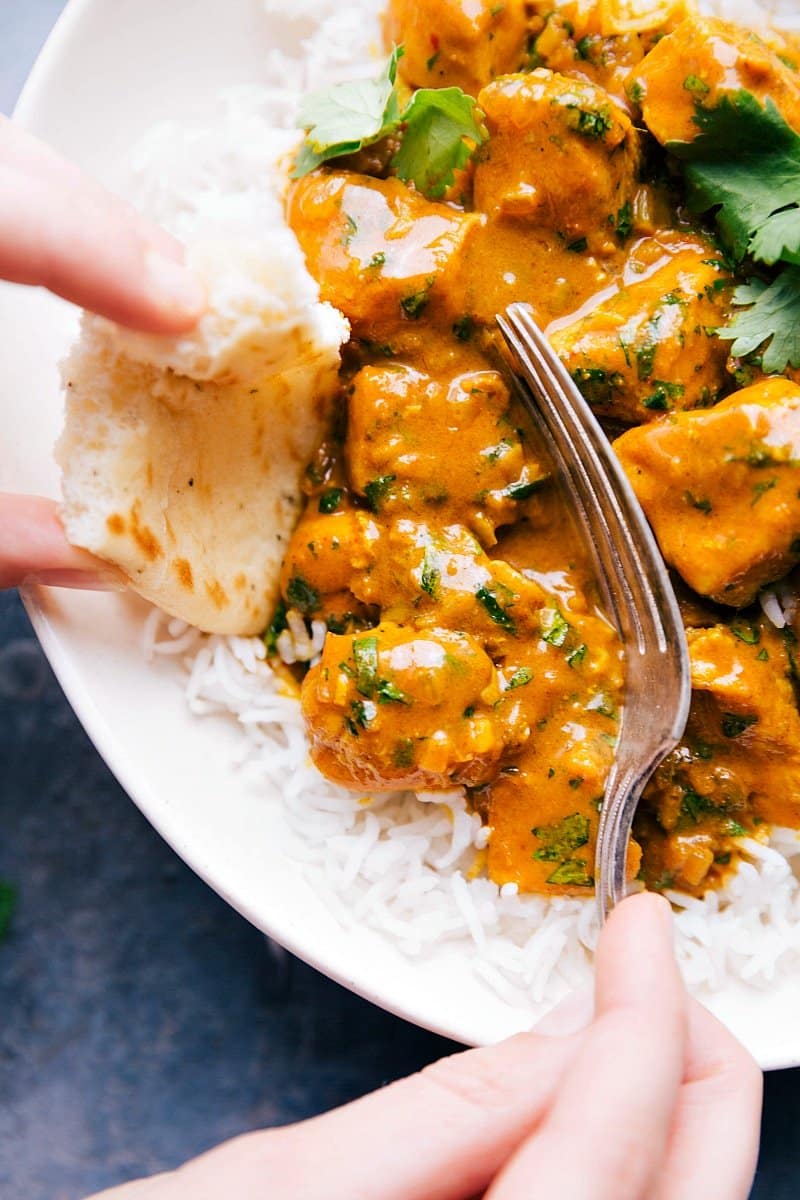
top-left (268, 0), bottom-right (800, 898)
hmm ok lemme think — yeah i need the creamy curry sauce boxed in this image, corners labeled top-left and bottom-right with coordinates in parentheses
top-left (275, 1), bottom-right (800, 897)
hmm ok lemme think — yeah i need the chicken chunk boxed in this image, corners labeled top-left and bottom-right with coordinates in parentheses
top-left (474, 70), bottom-right (639, 255)
top-left (631, 15), bottom-right (800, 146)
top-left (287, 171), bottom-right (482, 345)
top-left (527, 0), bottom-right (691, 107)
top-left (346, 363), bottom-right (547, 546)
top-left (551, 236), bottom-right (732, 424)
top-left (301, 622), bottom-right (518, 790)
top-left (386, 0), bottom-right (534, 96)
top-left (637, 621), bottom-right (800, 890)
top-left (615, 377), bottom-right (800, 606)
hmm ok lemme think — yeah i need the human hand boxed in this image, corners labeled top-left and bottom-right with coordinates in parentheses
top-left (84, 892), bottom-right (762, 1200)
top-left (0, 117), bottom-right (205, 590)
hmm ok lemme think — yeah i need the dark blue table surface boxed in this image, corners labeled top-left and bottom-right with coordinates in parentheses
top-left (1, 4), bottom-right (798, 1196)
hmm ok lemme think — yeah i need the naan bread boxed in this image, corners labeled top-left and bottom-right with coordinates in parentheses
top-left (57, 238), bottom-right (349, 635)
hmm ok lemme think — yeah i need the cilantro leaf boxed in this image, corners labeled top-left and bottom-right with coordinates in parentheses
top-left (532, 812), bottom-right (590, 862)
top-left (667, 92), bottom-right (800, 263)
top-left (719, 270), bottom-right (800, 373)
top-left (392, 87), bottom-right (486, 199)
top-left (293, 47), bottom-right (487, 199)
top-left (293, 48), bottom-right (402, 177)
top-left (666, 92), bottom-right (800, 373)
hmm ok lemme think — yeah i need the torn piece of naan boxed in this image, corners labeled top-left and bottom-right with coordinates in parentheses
top-left (57, 238), bottom-right (349, 635)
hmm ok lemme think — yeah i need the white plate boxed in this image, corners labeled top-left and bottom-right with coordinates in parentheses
top-left (5, 0), bottom-right (800, 1068)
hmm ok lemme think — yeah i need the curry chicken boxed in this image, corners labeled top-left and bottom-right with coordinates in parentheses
top-left (272, 1), bottom-right (800, 898)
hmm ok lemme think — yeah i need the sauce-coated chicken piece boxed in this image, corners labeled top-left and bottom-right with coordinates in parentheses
top-left (637, 621), bottom-right (800, 890)
top-left (287, 171), bottom-right (482, 345)
top-left (301, 621), bottom-right (523, 790)
top-left (615, 378), bottom-right (800, 606)
top-left (551, 236), bottom-right (732, 423)
top-left (474, 70), bottom-right (639, 255)
top-left (631, 15), bottom-right (800, 146)
top-left (386, 0), bottom-right (534, 96)
top-left (346, 363), bottom-right (547, 546)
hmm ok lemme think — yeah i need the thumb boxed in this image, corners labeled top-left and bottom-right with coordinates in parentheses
top-left (0, 494), bottom-right (124, 590)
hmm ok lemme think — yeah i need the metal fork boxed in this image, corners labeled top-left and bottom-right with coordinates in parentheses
top-left (497, 303), bottom-right (691, 924)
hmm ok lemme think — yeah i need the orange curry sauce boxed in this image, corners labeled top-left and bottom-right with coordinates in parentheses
top-left (275, 2), bottom-right (800, 897)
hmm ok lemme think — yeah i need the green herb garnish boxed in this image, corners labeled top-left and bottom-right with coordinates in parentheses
top-left (540, 607), bottom-right (570, 647)
top-left (721, 712), bottom-right (758, 738)
top-left (506, 667), bottom-right (533, 690)
top-left (294, 48), bottom-right (487, 199)
top-left (532, 812), bottom-right (590, 862)
top-left (731, 616), bottom-right (760, 645)
top-left (476, 585), bottom-right (517, 633)
top-left (353, 635), bottom-right (379, 697)
top-left (667, 91), bottom-right (800, 371)
top-left (364, 474), bottom-right (396, 512)
top-left (318, 488), bottom-right (344, 514)
top-left (286, 575), bottom-right (320, 615)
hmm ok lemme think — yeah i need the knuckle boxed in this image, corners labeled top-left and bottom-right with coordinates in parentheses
top-left (419, 1045), bottom-right (516, 1112)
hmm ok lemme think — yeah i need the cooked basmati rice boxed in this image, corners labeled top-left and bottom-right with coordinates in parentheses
top-left (129, 0), bottom-right (800, 1016)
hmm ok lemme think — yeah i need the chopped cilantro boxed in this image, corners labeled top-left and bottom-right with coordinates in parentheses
top-left (540, 607), bottom-right (570, 647)
top-left (286, 575), bottom-right (320, 615)
top-left (683, 74), bottom-right (710, 98)
top-left (636, 342), bottom-right (657, 381)
top-left (506, 667), bottom-right (533, 690)
top-left (684, 491), bottom-right (713, 514)
top-left (575, 105), bottom-right (613, 139)
top-left (752, 478), bottom-right (778, 505)
top-left (721, 712), bottom-right (758, 738)
top-left (264, 599), bottom-right (288, 654)
top-left (364, 474), bottom-right (396, 512)
top-left (452, 315), bottom-right (474, 341)
top-left (400, 282), bottom-right (433, 319)
top-left (532, 812), bottom-right (590, 862)
top-left (376, 678), bottom-right (410, 704)
top-left (420, 546), bottom-right (441, 597)
top-left (505, 476), bottom-right (546, 500)
top-left (547, 859), bottom-right (593, 886)
top-left (476, 585), bottom-right (517, 633)
top-left (681, 788), bottom-right (716, 823)
top-left (353, 635), bottom-right (379, 697)
top-left (393, 738), bottom-right (415, 768)
top-left (643, 381), bottom-right (684, 410)
top-left (567, 643), bottom-right (587, 668)
top-left (615, 200), bottom-right (633, 240)
top-left (731, 616), bottom-right (760, 645)
top-left (318, 487), bottom-right (344, 514)
top-left (628, 79), bottom-right (644, 106)
top-left (567, 236), bottom-right (588, 253)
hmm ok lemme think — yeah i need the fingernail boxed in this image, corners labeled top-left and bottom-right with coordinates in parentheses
top-left (533, 988), bottom-right (594, 1037)
top-left (24, 569), bottom-right (127, 592)
top-left (144, 249), bottom-right (206, 320)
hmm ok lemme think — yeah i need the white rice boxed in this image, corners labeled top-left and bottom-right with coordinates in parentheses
top-left (130, 0), bottom-right (800, 1013)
